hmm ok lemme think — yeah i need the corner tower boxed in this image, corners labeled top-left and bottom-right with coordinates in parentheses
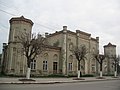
top-left (104, 42), bottom-right (116, 74)
top-left (7, 16), bottom-right (33, 75)
top-left (8, 16), bottom-right (33, 43)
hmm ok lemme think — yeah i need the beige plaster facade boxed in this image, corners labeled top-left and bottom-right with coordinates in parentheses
top-left (1, 16), bottom-right (116, 76)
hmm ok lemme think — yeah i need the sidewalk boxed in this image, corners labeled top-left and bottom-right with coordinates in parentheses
top-left (0, 76), bottom-right (120, 84)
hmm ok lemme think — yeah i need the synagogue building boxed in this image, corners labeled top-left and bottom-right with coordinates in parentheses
top-left (1, 16), bottom-right (116, 76)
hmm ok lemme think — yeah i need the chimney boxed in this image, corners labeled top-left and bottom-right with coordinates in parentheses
top-left (76, 30), bottom-right (80, 36)
top-left (63, 26), bottom-right (67, 30)
top-left (3, 43), bottom-right (7, 49)
top-left (96, 37), bottom-right (99, 42)
top-left (3, 43), bottom-right (7, 47)
top-left (76, 30), bottom-right (80, 33)
top-left (63, 26), bottom-right (67, 34)
top-left (45, 32), bottom-right (49, 37)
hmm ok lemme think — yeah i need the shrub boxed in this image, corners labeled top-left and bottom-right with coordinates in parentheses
top-left (82, 74), bottom-right (94, 77)
top-left (103, 74), bottom-right (114, 76)
top-left (48, 74), bottom-right (65, 77)
top-left (68, 74), bottom-right (94, 77)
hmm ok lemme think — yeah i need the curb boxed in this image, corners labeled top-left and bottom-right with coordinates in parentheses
top-left (0, 78), bottom-right (120, 84)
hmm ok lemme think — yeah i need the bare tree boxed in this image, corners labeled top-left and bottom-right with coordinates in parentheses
top-left (94, 54), bottom-right (105, 78)
top-left (110, 55), bottom-right (119, 77)
top-left (18, 33), bottom-right (46, 79)
top-left (72, 45), bottom-right (87, 78)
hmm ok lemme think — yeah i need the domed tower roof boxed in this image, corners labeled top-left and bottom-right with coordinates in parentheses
top-left (104, 42), bottom-right (116, 48)
top-left (9, 16), bottom-right (34, 26)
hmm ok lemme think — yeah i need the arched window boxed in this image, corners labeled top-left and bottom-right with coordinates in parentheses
top-left (69, 55), bottom-right (73, 62)
top-left (44, 53), bottom-right (48, 60)
top-left (69, 43), bottom-right (73, 51)
top-left (91, 59), bottom-right (95, 73)
top-left (68, 55), bottom-right (73, 71)
top-left (53, 54), bottom-right (58, 74)
top-left (92, 47), bottom-right (96, 54)
top-left (43, 53), bottom-right (48, 71)
top-left (53, 54), bottom-right (58, 61)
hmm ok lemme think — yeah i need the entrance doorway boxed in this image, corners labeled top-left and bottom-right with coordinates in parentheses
top-left (53, 62), bottom-right (58, 74)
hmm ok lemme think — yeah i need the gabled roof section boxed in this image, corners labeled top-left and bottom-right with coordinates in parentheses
top-left (91, 37), bottom-right (97, 42)
top-left (46, 30), bottom-right (63, 38)
top-left (45, 26), bottom-right (98, 42)
top-left (76, 30), bottom-right (91, 36)
top-left (46, 26), bottom-right (91, 38)
top-left (67, 30), bottom-right (91, 36)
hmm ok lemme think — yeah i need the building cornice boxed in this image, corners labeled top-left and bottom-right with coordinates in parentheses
top-left (46, 26), bottom-right (98, 42)
top-left (9, 16), bottom-right (34, 26)
top-left (44, 45), bottom-right (61, 50)
top-left (91, 37), bottom-right (97, 42)
top-left (104, 42), bottom-right (116, 48)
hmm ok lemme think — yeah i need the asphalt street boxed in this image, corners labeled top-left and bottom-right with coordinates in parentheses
top-left (0, 80), bottom-right (120, 90)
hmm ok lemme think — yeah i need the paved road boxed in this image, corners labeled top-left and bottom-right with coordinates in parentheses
top-left (0, 80), bottom-right (120, 90)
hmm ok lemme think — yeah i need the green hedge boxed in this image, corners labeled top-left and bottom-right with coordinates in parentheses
top-left (30, 74), bottom-right (66, 78)
top-left (0, 73), bottom-right (95, 78)
top-left (48, 74), bottom-right (65, 77)
top-left (103, 74), bottom-right (114, 76)
top-left (82, 74), bottom-right (95, 77)
top-left (68, 74), bottom-right (95, 77)
top-left (0, 73), bottom-right (5, 77)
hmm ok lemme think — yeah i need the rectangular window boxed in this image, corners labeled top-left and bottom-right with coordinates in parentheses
top-left (91, 64), bottom-right (95, 72)
top-left (53, 62), bottom-right (58, 74)
top-left (68, 63), bottom-right (72, 71)
top-left (31, 60), bottom-right (36, 70)
top-left (43, 61), bottom-right (47, 71)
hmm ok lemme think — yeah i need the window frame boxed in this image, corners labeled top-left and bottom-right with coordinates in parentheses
top-left (31, 60), bottom-right (36, 70)
top-left (68, 62), bottom-right (73, 71)
top-left (43, 60), bottom-right (48, 71)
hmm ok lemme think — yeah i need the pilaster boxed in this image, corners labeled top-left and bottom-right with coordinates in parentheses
top-left (62, 26), bottom-right (67, 75)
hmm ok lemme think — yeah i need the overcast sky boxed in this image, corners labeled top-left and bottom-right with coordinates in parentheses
top-left (0, 0), bottom-right (120, 54)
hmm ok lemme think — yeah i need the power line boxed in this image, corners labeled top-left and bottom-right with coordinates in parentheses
top-left (0, 1), bottom-right (60, 31)
top-left (0, 9), bottom-right (17, 16)
top-left (0, 8), bottom-right (58, 30)
top-left (35, 23), bottom-right (56, 30)
top-left (0, 24), bottom-right (8, 29)
top-left (0, 1), bottom-right (61, 31)
top-left (0, 8), bottom-right (86, 33)
top-left (0, 1), bottom-right (22, 15)
top-left (0, 0), bottom-right (61, 31)
top-left (0, 1), bottom-right (14, 9)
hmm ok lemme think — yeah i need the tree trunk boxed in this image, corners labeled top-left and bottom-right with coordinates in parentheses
top-left (78, 61), bottom-right (81, 78)
top-left (26, 59), bottom-right (31, 79)
top-left (114, 63), bottom-right (117, 77)
top-left (100, 63), bottom-right (103, 77)
top-left (100, 71), bottom-right (102, 77)
top-left (78, 70), bottom-right (80, 78)
top-left (26, 67), bottom-right (31, 79)
top-left (114, 71), bottom-right (117, 77)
